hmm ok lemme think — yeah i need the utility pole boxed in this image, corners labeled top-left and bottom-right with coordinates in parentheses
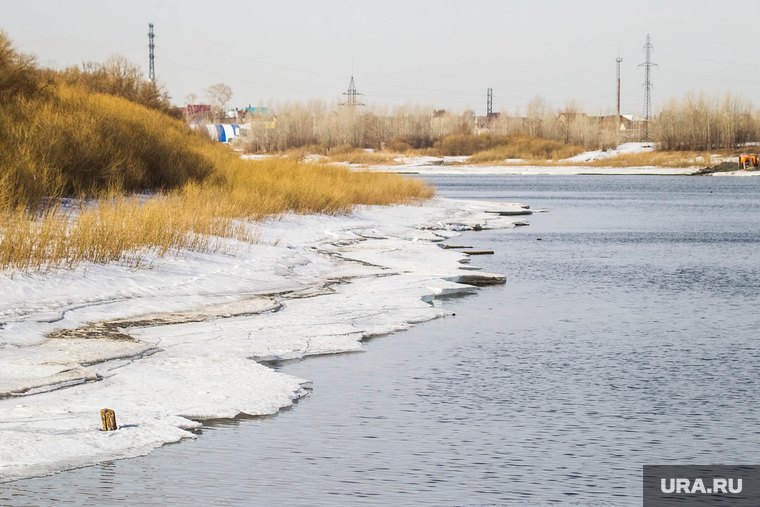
top-left (487, 88), bottom-right (493, 116)
top-left (638, 34), bottom-right (657, 140)
top-left (616, 56), bottom-right (622, 146)
top-left (148, 23), bottom-right (155, 83)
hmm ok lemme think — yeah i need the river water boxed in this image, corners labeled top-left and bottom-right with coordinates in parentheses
top-left (2, 175), bottom-right (759, 506)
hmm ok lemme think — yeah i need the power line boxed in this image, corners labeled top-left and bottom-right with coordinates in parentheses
top-left (158, 33), bottom-right (484, 98)
top-left (660, 52), bottom-right (760, 68)
top-left (156, 56), bottom-right (312, 96)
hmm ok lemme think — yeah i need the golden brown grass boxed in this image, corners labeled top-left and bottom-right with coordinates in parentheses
top-left (433, 133), bottom-right (584, 160)
top-left (469, 142), bottom-right (583, 163)
top-left (0, 33), bottom-right (434, 273)
top-left (0, 197), bottom-right (258, 273)
top-left (583, 151), bottom-right (711, 168)
top-left (0, 155), bottom-right (433, 272)
top-left (0, 85), bottom-right (215, 209)
top-left (267, 134), bottom-right (585, 166)
top-left (0, 150), bottom-right (433, 272)
top-left (277, 145), bottom-right (402, 166)
top-left (323, 149), bottom-right (401, 166)
top-left (487, 150), bottom-right (714, 167)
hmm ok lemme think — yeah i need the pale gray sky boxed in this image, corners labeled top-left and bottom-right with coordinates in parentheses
top-left (3, 0), bottom-right (759, 115)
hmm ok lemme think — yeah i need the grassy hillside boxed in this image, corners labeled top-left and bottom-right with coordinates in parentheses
top-left (0, 33), bottom-right (433, 272)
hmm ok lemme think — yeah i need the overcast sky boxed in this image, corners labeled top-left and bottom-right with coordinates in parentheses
top-left (4, 0), bottom-right (759, 115)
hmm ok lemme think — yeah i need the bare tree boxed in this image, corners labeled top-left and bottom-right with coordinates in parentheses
top-left (526, 95), bottom-right (550, 137)
top-left (204, 83), bottom-right (233, 120)
top-left (184, 93), bottom-right (197, 105)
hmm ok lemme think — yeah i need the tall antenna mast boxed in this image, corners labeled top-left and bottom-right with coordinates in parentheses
top-left (616, 55), bottom-right (623, 145)
top-left (148, 23), bottom-right (155, 83)
top-left (487, 88), bottom-right (493, 116)
top-left (638, 34), bottom-right (657, 140)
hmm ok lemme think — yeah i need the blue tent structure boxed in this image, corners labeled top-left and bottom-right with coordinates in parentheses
top-left (202, 124), bottom-right (241, 143)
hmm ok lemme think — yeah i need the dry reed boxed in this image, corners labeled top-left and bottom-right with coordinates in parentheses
top-left (0, 33), bottom-right (433, 273)
top-left (583, 151), bottom-right (712, 168)
top-left (0, 155), bottom-right (433, 272)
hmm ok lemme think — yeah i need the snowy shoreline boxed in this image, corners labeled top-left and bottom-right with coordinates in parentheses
top-left (0, 198), bottom-right (526, 483)
top-left (367, 161), bottom-right (760, 177)
top-left (371, 163), bottom-right (699, 176)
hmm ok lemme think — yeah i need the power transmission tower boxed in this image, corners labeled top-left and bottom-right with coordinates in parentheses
top-left (638, 34), bottom-right (657, 140)
top-left (148, 23), bottom-right (155, 83)
top-left (616, 56), bottom-right (622, 145)
top-left (342, 75), bottom-right (364, 109)
top-left (487, 88), bottom-right (493, 116)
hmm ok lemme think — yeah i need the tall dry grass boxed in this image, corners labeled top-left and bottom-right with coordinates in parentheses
top-left (52, 55), bottom-right (182, 119)
top-left (0, 147), bottom-right (433, 272)
top-left (482, 150), bottom-right (714, 167)
top-left (0, 85), bottom-right (214, 209)
top-left (0, 154), bottom-right (433, 272)
top-left (280, 134), bottom-right (585, 165)
top-left (0, 33), bottom-right (433, 273)
top-left (0, 197), bottom-right (256, 273)
top-left (584, 151), bottom-right (711, 168)
top-left (437, 133), bottom-right (583, 160)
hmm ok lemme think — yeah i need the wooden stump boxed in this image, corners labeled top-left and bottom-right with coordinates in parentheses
top-left (101, 408), bottom-right (117, 431)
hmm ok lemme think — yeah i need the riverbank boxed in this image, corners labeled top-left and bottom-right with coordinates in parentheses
top-left (274, 142), bottom-right (760, 176)
top-left (0, 198), bottom-right (526, 483)
top-left (364, 158), bottom-right (760, 176)
top-left (7, 174), bottom-right (759, 505)
top-left (369, 162), bottom-right (699, 176)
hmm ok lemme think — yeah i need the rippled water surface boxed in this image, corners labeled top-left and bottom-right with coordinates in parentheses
top-left (3, 175), bottom-right (760, 506)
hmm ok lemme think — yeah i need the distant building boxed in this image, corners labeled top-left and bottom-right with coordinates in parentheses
top-left (476, 112), bottom-right (501, 128)
top-left (245, 106), bottom-right (269, 115)
top-left (557, 111), bottom-right (589, 124)
top-left (598, 115), bottom-right (635, 131)
top-left (181, 104), bottom-right (213, 123)
top-left (182, 104), bottom-right (211, 115)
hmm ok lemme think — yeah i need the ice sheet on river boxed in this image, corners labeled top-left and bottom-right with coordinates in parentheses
top-left (0, 198), bottom-right (523, 483)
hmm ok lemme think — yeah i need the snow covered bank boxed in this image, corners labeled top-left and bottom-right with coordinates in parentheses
top-left (366, 143), bottom-right (711, 175)
top-left (237, 147), bottom-right (705, 175)
top-left (0, 198), bottom-right (526, 483)
top-left (364, 143), bottom-right (695, 175)
top-left (370, 163), bottom-right (697, 176)
top-left (710, 170), bottom-right (760, 177)
top-left (560, 142), bottom-right (655, 163)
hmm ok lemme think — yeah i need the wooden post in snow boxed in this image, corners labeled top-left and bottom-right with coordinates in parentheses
top-left (101, 408), bottom-right (117, 431)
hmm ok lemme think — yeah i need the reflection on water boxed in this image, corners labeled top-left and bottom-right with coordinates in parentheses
top-left (2, 175), bottom-right (760, 506)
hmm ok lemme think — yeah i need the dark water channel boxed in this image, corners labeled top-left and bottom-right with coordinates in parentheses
top-left (2, 175), bottom-right (760, 506)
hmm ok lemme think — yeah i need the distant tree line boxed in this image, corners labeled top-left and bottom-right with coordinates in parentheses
top-left (654, 92), bottom-right (759, 151)
top-left (237, 92), bottom-right (760, 153)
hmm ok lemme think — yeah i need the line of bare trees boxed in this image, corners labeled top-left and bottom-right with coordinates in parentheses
top-left (234, 92), bottom-right (760, 153)
top-left (237, 97), bottom-right (618, 153)
top-left (655, 92), bottom-right (760, 151)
